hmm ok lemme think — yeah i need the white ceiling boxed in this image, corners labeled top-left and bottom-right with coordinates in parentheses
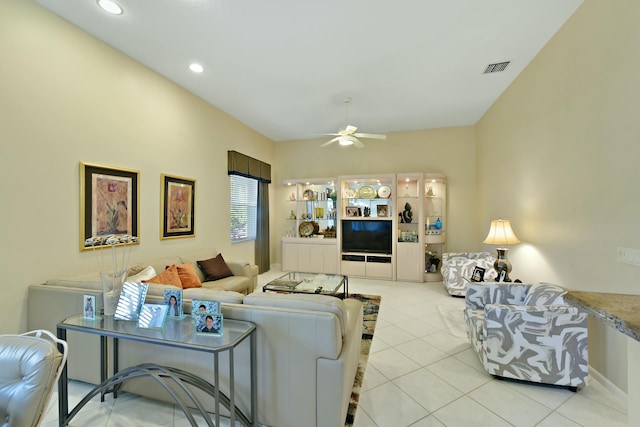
top-left (34, 0), bottom-right (582, 142)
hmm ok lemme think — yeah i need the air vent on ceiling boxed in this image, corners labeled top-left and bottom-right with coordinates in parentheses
top-left (483, 61), bottom-right (510, 74)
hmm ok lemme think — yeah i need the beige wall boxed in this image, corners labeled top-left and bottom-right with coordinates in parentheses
top-left (476, 0), bottom-right (640, 391)
top-left (2, 0), bottom-right (636, 394)
top-left (0, 1), bottom-right (275, 334)
top-left (273, 127), bottom-right (479, 261)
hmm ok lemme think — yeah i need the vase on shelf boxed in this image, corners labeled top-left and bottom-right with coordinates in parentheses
top-left (100, 268), bottom-right (128, 316)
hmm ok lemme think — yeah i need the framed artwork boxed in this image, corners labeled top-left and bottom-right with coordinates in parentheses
top-left (345, 206), bottom-right (360, 217)
top-left (80, 162), bottom-right (140, 251)
top-left (376, 205), bottom-right (388, 217)
top-left (161, 174), bottom-right (196, 239)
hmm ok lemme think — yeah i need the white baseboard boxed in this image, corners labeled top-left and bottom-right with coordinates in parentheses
top-left (589, 365), bottom-right (627, 401)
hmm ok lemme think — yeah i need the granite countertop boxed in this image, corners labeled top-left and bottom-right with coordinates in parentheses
top-left (564, 291), bottom-right (640, 342)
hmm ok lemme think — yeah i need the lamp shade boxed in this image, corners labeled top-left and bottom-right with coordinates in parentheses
top-left (483, 219), bottom-right (520, 246)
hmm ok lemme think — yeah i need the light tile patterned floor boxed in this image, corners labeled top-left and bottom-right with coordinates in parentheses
top-left (40, 269), bottom-right (627, 426)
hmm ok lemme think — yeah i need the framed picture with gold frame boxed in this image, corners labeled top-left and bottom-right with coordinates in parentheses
top-left (161, 174), bottom-right (195, 239)
top-left (80, 162), bottom-right (140, 251)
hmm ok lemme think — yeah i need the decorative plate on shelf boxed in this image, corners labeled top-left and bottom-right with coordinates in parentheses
top-left (302, 189), bottom-right (314, 200)
top-left (377, 185), bottom-right (392, 198)
top-left (343, 187), bottom-right (357, 198)
top-left (298, 221), bottom-right (314, 237)
top-left (358, 185), bottom-right (377, 198)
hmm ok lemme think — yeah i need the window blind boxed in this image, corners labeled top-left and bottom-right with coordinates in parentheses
top-left (230, 175), bottom-right (258, 242)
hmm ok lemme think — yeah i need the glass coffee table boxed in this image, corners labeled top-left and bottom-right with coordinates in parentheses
top-left (263, 272), bottom-right (348, 298)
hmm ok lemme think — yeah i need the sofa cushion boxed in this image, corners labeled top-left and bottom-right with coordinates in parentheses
top-left (243, 292), bottom-right (348, 337)
top-left (523, 283), bottom-right (566, 307)
top-left (175, 263), bottom-right (202, 289)
top-left (198, 254), bottom-right (234, 281)
top-left (127, 266), bottom-right (157, 282)
top-left (143, 265), bottom-right (182, 288)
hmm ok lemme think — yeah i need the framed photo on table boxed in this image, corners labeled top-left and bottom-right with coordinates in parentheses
top-left (161, 174), bottom-right (195, 239)
top-left (80, 162), bottom-right (140, 251)
top-left (470, 266), bottom-right (486, 282)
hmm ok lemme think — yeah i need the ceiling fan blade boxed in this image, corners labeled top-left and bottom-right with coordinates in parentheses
top-left (320, 137), bottom-right (340, 148)
top-left (354, 139), bottom-right (365, 149)
top-left (344, 125), bottom-right (358, 134)
top-left (354, 132), bottom-right (387, 140)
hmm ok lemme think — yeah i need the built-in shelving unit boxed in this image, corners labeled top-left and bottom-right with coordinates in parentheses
top-left (280, 173), bottom-right (446, 282)
top-left (281, 178), bottom-right (338, 274)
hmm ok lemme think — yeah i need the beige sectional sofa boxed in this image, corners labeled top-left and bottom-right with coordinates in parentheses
top-left (27, 248), bottom-right (363, 427)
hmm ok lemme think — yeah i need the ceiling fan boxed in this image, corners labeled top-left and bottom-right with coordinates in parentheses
top-left (320, 97), bottom-right (387, 148)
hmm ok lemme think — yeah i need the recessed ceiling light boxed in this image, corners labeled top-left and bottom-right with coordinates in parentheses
top-left (189, 63), bottom-right (204, 73)
top-left (97, 0), bottom-right (123, 15)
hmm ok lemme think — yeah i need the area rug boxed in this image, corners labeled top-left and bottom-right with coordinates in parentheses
top-left (343, 293), bottom-right (381, 426)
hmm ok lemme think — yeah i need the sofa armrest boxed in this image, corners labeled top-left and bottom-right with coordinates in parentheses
top-left (226, 260), bottom-right (258, 292)
top-left (484, 303), bottom-right (587, 344)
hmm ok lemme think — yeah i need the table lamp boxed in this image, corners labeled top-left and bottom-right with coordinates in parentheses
top-left (483, 218), bottom-right (520, 282)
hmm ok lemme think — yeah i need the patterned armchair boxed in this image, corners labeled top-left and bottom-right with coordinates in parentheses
top-left (464, 282), bottom-right (588, 390)
top-left (441, 252), bottom-right (497, 296)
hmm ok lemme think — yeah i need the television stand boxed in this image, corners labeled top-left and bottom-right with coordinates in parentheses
top-left (340, 253), bottom-right (392, 279)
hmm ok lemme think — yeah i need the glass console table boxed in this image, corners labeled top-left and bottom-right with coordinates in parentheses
top-left (57, 314), bottom-right (256, 427)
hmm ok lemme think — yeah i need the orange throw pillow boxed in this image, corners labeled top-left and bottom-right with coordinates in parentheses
top-left (143, 264), bottom-right (182, 288)
top-left (176, 263), bottom-right (203, 289)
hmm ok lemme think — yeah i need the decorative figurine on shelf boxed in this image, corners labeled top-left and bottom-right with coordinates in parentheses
top-left (435, 218), bottom-right (442, 229)
top-left (400, 202), bottom-right (413, 223)
top-left (363, 207), bottom-right (371, 217)
top-left (289, 210), bottom-right (296, 219)
top-left (427, 186), bottom-right (435, 197)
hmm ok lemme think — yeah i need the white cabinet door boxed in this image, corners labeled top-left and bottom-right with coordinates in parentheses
top-left (396, 242), bottom-right (422, 282)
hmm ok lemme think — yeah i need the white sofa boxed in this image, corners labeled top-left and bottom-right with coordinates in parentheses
top-left (27, 249), bottom-right (363, 427)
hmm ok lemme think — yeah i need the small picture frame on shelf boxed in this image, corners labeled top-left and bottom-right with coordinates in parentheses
top-left (83, 294), bottom-right (96, 320)
top-left (470, 266), bottom-right (486, 282)
top-left (164, 289), bottom-right (183, 318)
top-left (137, 304), bottom-right (168, 329)
top-left (191, 299), bottom-right (220, 316)
top-left (194, 313), bottom-right (223, 336)
top-left (345, 207), bottom-right (360, 217)
top-left (376, 205), bottom-right (388, 217)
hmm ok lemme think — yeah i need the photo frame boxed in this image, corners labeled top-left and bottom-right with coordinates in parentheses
top-left (114, 282), bottom-right (149, 321)
top-left (470, 266), bottom-right (486, 282)
top-left (191, 299), bottom-right (220, 316)
top-left (83, 294), bottom-right (97, 320)
top-left (164, 289), bottom-right (183, 318)
top-left (80, 162), bottom-right (140, 251)
top-left (376, 205), bottom-right (388, 217)
top-left (161, 174), bottom-right (195, 240)
top-left (194, 313), bottom-right (223, 336)
top-left (137, 304), bottom-right (168, 329)
top-left (345, 206), bottom-right (360, 217)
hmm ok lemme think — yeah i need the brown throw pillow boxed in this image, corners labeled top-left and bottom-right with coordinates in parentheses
top-left (175, 263), bottom-right (203, 289)
top-left (197, 254), bottom-right (234, 281)
top-left (143, 264), bottom-right (182, 288)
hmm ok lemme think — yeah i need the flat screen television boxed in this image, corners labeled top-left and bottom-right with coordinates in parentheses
top-left (341, 220), bottom-right (392, 254)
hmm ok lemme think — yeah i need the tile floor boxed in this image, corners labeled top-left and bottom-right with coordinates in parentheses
top-left (39, 269), bottom-right (628, 426)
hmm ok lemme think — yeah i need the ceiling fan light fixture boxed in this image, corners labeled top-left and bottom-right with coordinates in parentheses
top-left (338, 136), bottom-right (355, 146)
top-left (97, 0), bottom-right (123, 15)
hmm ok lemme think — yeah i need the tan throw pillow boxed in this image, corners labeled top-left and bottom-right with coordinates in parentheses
top-left (197, 254), bottom-right (234, 281)
top-left (143, 264), bottom-right (182, 288)
top-left (176, 263), bottom-right (203, 289)
top-left (127, 265), bottom-right (157, 282)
